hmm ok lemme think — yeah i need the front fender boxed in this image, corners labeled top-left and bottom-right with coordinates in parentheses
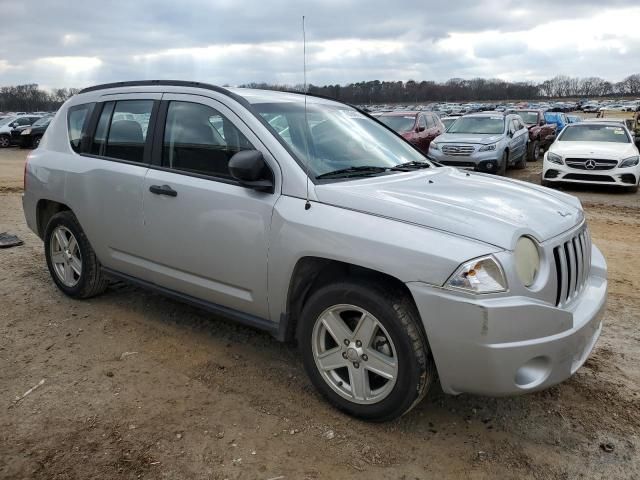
top-left (267, 195), bottom-right (500, 322)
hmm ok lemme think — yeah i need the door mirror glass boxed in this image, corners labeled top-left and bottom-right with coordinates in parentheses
top-left (416, 125), bottom-right (425, 132)
top-left (228, 150), bottom-right (274, 193)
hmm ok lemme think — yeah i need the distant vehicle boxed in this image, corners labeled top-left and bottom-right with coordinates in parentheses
top-left (0, 115), bottom-right (42, 148)
top-left (507, 109), bottom-right (557, 161)
top-left (14, 115), bottom-right (54, 148)
top-left (428, 112), bottom-right (529, 175)
top-left (544, 112), bottom-right (569, 133)
top-left (378, 111), bottom-right (444, 153)
top-left (567, 115), bottom-right (582, 124)
top-left (543, 122), bottom-right (639, 192)
top-left (581, 104), bottom-right (600, 113)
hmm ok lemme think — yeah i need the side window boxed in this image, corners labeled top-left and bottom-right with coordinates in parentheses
top-left (103, 100), bottom-right (153, 163)
top-left (162, 101), bottom-right (255, 179)
top-left (68, 103), bottom-right (95, 153)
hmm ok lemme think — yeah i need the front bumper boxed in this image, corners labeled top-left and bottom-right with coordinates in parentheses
top-left (407, 244), bottom-right (607, 396)
top-left (542, 157), bottom-right (639, 187)
top-left (429, 147), bottom-right (502, 173)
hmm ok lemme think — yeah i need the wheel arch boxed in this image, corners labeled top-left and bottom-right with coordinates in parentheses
top-left (281, 256), bottom-right (428, 348)
top-left (36, 199), bottom-right (71, 239)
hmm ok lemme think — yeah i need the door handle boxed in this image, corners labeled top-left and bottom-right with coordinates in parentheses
top-left (149, 184), bottom-right (177, 197)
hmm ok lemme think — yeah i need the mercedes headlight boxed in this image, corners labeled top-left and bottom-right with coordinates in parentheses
top-left (445, 256), bottom-right (507, 294)
top-left (430, 142), bottom-right (440, 151)
top-left (514, 236), bottom-right (540, 288)
top-left (479, 143), bottom-right (497, 152)
top-left (547, 152), bottom-right (563, 165)
top-left (619, 156), bottom-right (639, 168)
top-left (21, 128), bottom-right (32, 135)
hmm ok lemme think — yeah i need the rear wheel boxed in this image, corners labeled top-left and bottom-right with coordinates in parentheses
top-left (298, 279), bottom-right (435, 421)
top-left (44, 211), bottom-right (108, 299)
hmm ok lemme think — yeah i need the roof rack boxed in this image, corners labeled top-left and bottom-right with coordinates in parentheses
top-left (78, 79), bottom-right (233, 95)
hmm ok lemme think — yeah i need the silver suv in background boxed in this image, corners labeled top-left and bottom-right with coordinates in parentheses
top-left (23, 81), bottom-right (607, 421)
top-left (428, 112), bottom-right (529, 175)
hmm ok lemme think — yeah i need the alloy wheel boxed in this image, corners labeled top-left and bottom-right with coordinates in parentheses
top-left (50, 226), bottom-right (82, 287)
top-left (311, 304), bottom-right (398, 405)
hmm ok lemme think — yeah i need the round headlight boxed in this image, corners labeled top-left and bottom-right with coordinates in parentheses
top-left (514, 236), bottom-right (540, 287)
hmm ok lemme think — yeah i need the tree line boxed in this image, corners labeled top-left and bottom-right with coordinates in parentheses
top-left (0, 84), bottom-right (80, 112)
top-left (241, 73), bottom-right (640, 104)
top-left (2, 74), bottom-right (639, 111)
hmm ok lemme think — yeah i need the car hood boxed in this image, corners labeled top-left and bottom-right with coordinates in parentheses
top-left (434, 132), bottom-right (503, 145)
top-left (549, 141), bottom-right (637, 159)
top-left (315, 168), bottom-right (583, 249)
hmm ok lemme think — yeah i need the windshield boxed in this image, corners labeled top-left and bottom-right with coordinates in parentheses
top-left (519, 112), bottom-right (538, 124)
top-left (559, 125), bottom-right (630, 143)
top-left (378, 115), bottom-right (416, 133)
top-left (441, 118), bottom-right (457, 130)
top-left (253, 102), bottom-right (428, 178)
top-left (32, 116), bottom-right (52, 127)
top-left (0, 116), bottom-right (16, 127)
top-left (447, 116), bottom-right (505, 135)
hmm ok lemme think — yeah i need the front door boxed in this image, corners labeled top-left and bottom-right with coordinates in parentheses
top-left (141, 94), bottom-right (280, 319)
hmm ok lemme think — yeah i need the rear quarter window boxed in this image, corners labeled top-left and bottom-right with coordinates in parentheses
top-left (67, 103), bottom-right (95, 153)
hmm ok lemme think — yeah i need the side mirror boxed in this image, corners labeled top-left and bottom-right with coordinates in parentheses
top-left (417, 125), bottom-right (425, 132)
top-left (10, 122), bottom-right (17, 128)
top-left (508, 129), bottom-right (514, 137)
top-left (228, 150), bottom-right (274, 193)
top-left (539, 120), bottom-right (545, 126)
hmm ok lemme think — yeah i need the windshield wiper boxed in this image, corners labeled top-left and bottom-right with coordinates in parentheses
top-left (390, 160), bottom-right (431, 170)
top-left (316, 166), bottom-right (388, 179)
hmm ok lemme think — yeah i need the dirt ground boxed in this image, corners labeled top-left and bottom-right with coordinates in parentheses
top-left (1, 145), bottom-right (639, 480)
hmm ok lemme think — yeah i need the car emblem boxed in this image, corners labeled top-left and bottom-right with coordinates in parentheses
top-left (585, 159), bottom-right (597, 170)
top-left (557, 211), bottom-right (571, 217)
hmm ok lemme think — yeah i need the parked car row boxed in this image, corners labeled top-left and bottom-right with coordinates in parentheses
top-left (0, 113), bottom-right (55, 148)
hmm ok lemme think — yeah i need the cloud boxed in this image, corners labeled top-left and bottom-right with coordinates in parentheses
top-left (0, 0), bottom-right (638, 88)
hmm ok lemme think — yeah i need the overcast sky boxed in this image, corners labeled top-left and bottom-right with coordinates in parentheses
top-left (1, 0), bottom-right (639, 89)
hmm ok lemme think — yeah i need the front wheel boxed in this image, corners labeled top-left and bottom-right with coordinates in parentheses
top-left (528, 140), bottom-right (541, 162)
top-left (298, 279), bottom-right (435, 421)
top-left (497, 151), bottom-right (508, 176)
top-left (0, 135), bottom-right (10, 148)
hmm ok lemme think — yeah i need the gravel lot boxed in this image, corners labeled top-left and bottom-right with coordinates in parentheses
top-left (1, 146), bottom-right (639, 479)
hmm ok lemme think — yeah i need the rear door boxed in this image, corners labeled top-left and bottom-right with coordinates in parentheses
top-left (140, 94), bottom-right (280, 319)
top-left (63, 95), bottom-right (160, 277)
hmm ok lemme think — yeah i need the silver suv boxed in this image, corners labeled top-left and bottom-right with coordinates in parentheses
top-left (23, 81), bottom-right (607, 421)
top-left (428, 112), bottom-right (529, 175)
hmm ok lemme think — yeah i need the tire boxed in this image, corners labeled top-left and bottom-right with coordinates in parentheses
top-left (514, 145), bottom-right (527, 170)
top-left (33, 136), bottom-right (42, 148)
top-left (0, 135), bottom-right (10, 148)
top-left (629, 183), bottom-right (639, 194)
top-left (44, 211), bottom-right (108, 299)
top-left (497, 151), bottom-right (507, 176)
top-left (298, 279), bottom-right (435, 421)
top-left (528, 140), bottom-right (541, 162)
top-left (541, 178), bottom-right (554, 188)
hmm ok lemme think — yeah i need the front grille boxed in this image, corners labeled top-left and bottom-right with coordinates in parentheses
top-left (442, 145), bottom-right (475, 156)
top-left (565, 158), bottom-right (618, 170)
top-left (553, 227), bottom-right (591, 307)
top-left (440, 161), bottom-right (476, 168)
top-left (563, 173), bottom-right (615, 182)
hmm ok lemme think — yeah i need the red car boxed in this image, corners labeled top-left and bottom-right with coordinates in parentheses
top-left (378, 111), bottom-right (444, 153)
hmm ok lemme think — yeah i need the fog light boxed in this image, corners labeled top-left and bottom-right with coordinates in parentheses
top-left (514, 356), bottom-right (551, 388)
top-left (486, 162), bottom-right (494, 169)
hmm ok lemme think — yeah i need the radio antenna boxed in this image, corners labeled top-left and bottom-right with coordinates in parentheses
top-left (303, 15), bottom-right (311, 210)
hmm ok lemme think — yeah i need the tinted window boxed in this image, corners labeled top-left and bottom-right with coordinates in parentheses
top-left (163, 101), bottom-right (255, 178)
top-left (68, 103), bottom-right (94, 153)
top-left (103, 100), bottom-right (153, 163)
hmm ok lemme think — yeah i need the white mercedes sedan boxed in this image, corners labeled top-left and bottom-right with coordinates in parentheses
top-left (542, 122), bottom-right (640, 192)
